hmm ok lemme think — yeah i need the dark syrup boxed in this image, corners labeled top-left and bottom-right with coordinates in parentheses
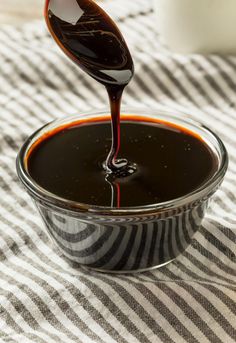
top-left (41, 0), bottom-right (218, 209)
top-left (27, 116), bottom-right (218, 208)
top-left (45, 0), bottom-right (134, 174)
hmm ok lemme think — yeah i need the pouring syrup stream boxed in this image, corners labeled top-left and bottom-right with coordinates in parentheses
top-left (44, 0), bottom-right (135, 182)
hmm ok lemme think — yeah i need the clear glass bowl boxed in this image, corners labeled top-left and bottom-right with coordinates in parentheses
top-left (16, 108), bottom-right (228, 273)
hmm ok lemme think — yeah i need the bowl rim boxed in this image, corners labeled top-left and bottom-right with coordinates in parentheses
top-left (16, 107), bottom-right (228, 216)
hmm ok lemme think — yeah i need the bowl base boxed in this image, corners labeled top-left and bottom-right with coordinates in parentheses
top-left (80, 259), bottom-right (175, 274)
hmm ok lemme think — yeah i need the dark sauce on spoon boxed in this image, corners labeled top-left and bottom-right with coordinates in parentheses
top-left (45, 0), bottom-right (134, 175)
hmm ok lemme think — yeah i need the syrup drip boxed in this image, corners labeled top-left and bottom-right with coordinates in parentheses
top-left (45, 0), bottom-right (134, 180)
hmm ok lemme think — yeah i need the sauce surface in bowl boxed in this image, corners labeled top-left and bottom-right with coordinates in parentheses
top-left (27, 116), bottom-right (218, 208)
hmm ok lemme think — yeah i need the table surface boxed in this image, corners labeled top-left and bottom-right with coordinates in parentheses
top-left (0, 0), bottom-right (104, 25)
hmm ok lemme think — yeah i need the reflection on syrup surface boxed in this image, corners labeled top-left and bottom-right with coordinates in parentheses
top-left (27, 116), bottom-right (218, 208)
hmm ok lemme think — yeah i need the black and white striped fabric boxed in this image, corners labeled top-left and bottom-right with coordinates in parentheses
top-left (0, 0), bottom-right (235, 342)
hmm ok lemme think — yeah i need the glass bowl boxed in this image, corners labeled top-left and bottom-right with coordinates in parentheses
top-left (16, 108), bottom-right (228, 273)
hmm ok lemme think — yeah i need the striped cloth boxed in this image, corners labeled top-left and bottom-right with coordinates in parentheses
top-left (0, 0), bottom-right (235, 342)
